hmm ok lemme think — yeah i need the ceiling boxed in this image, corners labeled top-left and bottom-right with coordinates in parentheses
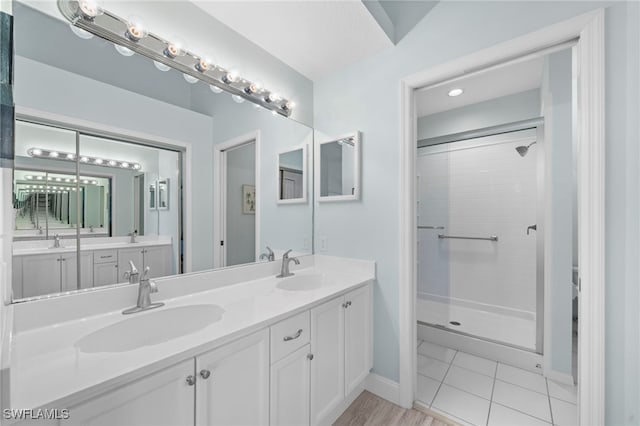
top-left (191, 1), bottom-right (395, 81)
top-left (416, 56), bottom-right (545, 117)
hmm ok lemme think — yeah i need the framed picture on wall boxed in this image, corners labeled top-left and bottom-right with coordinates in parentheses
top-left (242, 184), bottom-right (256, 215)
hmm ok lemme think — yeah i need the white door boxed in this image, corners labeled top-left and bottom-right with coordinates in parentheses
top-left (118, 247), bottom-right (144, 283)
top-left (270, 344), bottom-right (311, 426)
top-left (67, 359), bottom-right (195, 426)
top-left (93, 262), bottom-right (119, 287)
top-left (196, 329), bottom-right (269, 426)
top-left (344, 285), bottom-right (372, 395)
top-left (21, 253), bottom-right (61, 297)
top-left (310, 297), bottom-right (345, 425)
top-left (143, 245), bottom-right (172, 278)
top-left (62, 252), bottom-right (93, 291)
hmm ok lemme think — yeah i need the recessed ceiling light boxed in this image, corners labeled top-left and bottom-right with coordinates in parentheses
top-left (448, 88), bottom-right (464, 97)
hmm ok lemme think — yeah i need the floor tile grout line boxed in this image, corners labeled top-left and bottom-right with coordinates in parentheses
top-left (429, 350), bottom-right (458, 409)
top-left (490, 401), bottom-right (554, 425)
top-left (546, 378), bottom-right (555, 425)
top-left (493, 377), bottom-right (549, 397)
top-left (485, 358), bottom-right (498, 426)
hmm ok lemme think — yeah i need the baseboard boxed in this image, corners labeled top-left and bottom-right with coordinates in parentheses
top-left (545, 369), bottom-right (575, 386)
top-left (319, 382), bottom-right (366, 426)
top-left (364, 372), bottom-right (400, 405)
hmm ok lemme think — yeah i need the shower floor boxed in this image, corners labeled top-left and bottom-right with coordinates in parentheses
top-left (416, 297), bottom-right (536, 351)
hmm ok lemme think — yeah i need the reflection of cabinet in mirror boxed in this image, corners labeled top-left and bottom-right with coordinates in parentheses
top-left (278, 145), bottom-right (307, 204)
top-left (315, 132), bottom-right (361, 202)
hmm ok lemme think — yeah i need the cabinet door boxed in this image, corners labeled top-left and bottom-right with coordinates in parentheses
top-left (94, 262), bottom-right (119, 287)
top-left (196, 329), bottom-right (269, 426)
top-left (344, 285), bottom-right (372, 395)
top-left (62, 252), bottom-right (93, 291)
top-left (66, 359), bottom-right (195, 426)
top-left (21, 253), bottom-right (61, 297)
top-left (143, 245), bottom-right (172, 278)
top-left (270, 344), bottom-right (311, 426)
top-left (118, 247), bottom-right (144, 283)
top-left (12, 257), bottom-right (23, 300)
top-left (310, 297), bottom-right (345, 425)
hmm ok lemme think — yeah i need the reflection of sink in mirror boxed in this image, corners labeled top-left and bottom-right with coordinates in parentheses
top-left (75, 304), bottom-right (224, 353)
top-left (277, 274), bottom-right (326, 291)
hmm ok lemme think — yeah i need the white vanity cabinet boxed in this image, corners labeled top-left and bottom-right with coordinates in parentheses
top-left (310, 285), bottom-right (372, 425)
top-left (66, 359), bottom-right (195, 426)
top-left (93, 249), bottom-right (119, 287)
top-left (195, 329), bottom-right (270, 425)
top-left (66, 330), bottom-right (269, 426)
top-left (16, 251), bottom-right (93, 298)
top-left (118, 245), bottom-right (171, 282)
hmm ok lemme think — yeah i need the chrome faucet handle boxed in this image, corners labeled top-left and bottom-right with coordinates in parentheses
top-left (283, 249), bottom-right (293, 259)
top-left (148, 280), bottom-right (158, 294)
top-left (140, 266), bottom-right (151, 282)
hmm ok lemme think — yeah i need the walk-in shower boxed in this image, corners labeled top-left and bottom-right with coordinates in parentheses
top-left (416, 126), bottom-right (544, 365)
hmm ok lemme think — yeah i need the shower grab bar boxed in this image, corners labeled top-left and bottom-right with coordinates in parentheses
top-left (438, 234), bottom-right (498, 242)
top-left (418, 225), bottom-right (445, 230)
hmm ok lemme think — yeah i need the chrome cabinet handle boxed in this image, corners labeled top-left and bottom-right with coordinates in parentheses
top-left (307, 353), bottom-right (314, 360)
top-left (186, 375), bottom-right (196, 386)
top-left (342, 301), bottom-right (352, 308)
top-left (200, 369), bottom-right (211, 379)
top-left (283, 329), bottom-right (303, 341)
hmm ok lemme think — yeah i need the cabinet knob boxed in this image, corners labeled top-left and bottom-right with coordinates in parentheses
top-left (342, 301), bottom-right (352, 308)
top-left (307, 353), bottom-right (314, 360)
top-left (199, 369), bottom-right (211, 379)
top-left (186, 375), bottom-right (196, 386)
top-left (346, 301), bottom-right (352, 307)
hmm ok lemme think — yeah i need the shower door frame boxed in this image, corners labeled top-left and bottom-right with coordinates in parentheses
top-left (398, 9), bottom-right (605, 425)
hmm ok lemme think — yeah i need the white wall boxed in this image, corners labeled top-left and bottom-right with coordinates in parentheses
top-left (313, 3), bottom-right (640, 422)
top-left (418, 89), bottom-right (541, 141)
top-left (417, 130), bottom-right (537, 314)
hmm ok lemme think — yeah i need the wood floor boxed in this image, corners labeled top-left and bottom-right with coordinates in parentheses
top-left (333, 391), bottom-right (456, 426)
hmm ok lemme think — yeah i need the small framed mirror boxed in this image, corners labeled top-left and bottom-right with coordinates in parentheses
top-left (157, 178), bottom-right (169, 210)
top-left (149, 182), bottom-right (156, 210)
top-left (278, 145), bottom-right (307, 204)
top-left (316, 132), bottom-right (360, 202)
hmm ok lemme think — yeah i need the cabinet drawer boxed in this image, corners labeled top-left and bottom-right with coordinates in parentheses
top-left (271, 311), bottom-right (310, 363)
top-left (94, 250), bottom-right (118, 264)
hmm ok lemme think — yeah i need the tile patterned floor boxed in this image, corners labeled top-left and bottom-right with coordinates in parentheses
top-left (416, 340), bottom-right (578, 426)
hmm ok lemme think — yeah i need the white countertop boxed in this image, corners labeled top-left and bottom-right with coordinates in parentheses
top-left (8, 257), bottom-right (374, 410)
top-left (12, 236), bottom-right (172, 256)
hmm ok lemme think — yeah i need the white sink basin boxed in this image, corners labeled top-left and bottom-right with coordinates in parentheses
top-left (276, 274), bottom-right (326, 291)
top-left (76, 304), bottom-right (225, 353)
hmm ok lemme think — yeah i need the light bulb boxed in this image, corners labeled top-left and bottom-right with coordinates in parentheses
top-left (153, 61), bottom-right (170, 72)
top-left (55, 177), bottom-right (61, 182)
top-left (108, 160), bottom-right (117, 166)
top-left (49, 151), bottom-right (59, 158)
top-left (80, 156), bottom-right (89, 162)
top-left (448, 88), bottom-right (464, 97)
top-left (222, 70), bottom-right (238, 84)
top-left (133, 164), bottom-right (141, 170)
top-left (115, 44), bottom-right (134, 57)
top-left (64, 178), bottom-right (70, 182)
top-left (232, 95), bottom-right (245, 104)
top-left (282, 101), bottom-right (295, 111)
top-left (66, 153), bottom-right (75, 159)
top-left (265, 92), bottom-right (280, 103)
top-left (164, 38), bottom-right (186, 58)
top-left (183, 74), bottom-right (198, 84)
top-left (195, 58), bottom-right (211, 73)
top-left (77, 0), bottom-right (101, 19)
top-left (121, 162), bottom-right (129, 168)
top-left (83, 180), bottom-right (89, 184)
top-left (70, 24), bottom-right (93, 40)
top-left (25, 175), bottom-right (32, 180)
top-left (210, 84), bottom-right (223, 94)
top-left (94, 158), bottom-right (103, 164)
top-left (36, 176), bottom-right (43, 180)
top-left (31, 149), bottom-right (42, 156)
top-left (91, 180), bottom-right (98, 185)
top-left (125, 16), bottom-right (147, 42)
top-left (244, 82), bottom-right (260, 95)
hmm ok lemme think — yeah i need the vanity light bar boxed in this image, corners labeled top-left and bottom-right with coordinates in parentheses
top-left (57, 0), bottom-right (294, 117)
top-left (27, 148), bottom-right (141, 171)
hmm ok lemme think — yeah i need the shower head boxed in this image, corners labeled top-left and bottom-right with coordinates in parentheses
top-left (516, 141), bottom-right (537, 157)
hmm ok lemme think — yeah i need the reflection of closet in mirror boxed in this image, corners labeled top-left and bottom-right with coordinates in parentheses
top-left (278, 145), bottom-right (307, 203)
top-left (316, 132), bottom-right (361, 201)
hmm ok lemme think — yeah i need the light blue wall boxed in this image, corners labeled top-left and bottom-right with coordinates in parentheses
top-left (313, 2), bottom-right (640, 423)
top-left (226, 143), bottom-right (256, 266)
top-left (417, 89), bottom-right (541, 141)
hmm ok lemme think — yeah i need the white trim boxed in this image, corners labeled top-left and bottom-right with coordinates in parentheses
top-left (13, 106), bottom-right (193, 273)
top-left (276, 143), bottom-right (308, 205)
top-left (315, 131), bottom-right (361, 202)
top-left (212, 131), bottom-right (261, 268)
top-left (364, 373), bottom-right (400, 406)
top-left (399, 9), bottom-right (605, 424)
top-left (546, 370), bottom-right (576, 387)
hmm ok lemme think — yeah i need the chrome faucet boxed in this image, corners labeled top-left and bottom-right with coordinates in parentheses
top-left (122, 261), bottom-right (164, 314)
top-left (129, 230), bottom-right (138, 243)
top-left (527, 224), bottom-right (537, 235)
top-left (53, 234), bottom-right (61, 248)
top-left (259, 246), bottom-right (275, 262)
top-left (276, 249), bottom-right (300, 278)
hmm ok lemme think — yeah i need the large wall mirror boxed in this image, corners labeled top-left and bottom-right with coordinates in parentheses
top-left (11, 1), bottom-right (313, 302)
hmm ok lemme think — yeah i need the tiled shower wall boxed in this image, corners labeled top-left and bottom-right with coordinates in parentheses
top-left (417, 129), bottom-right (537, 314)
